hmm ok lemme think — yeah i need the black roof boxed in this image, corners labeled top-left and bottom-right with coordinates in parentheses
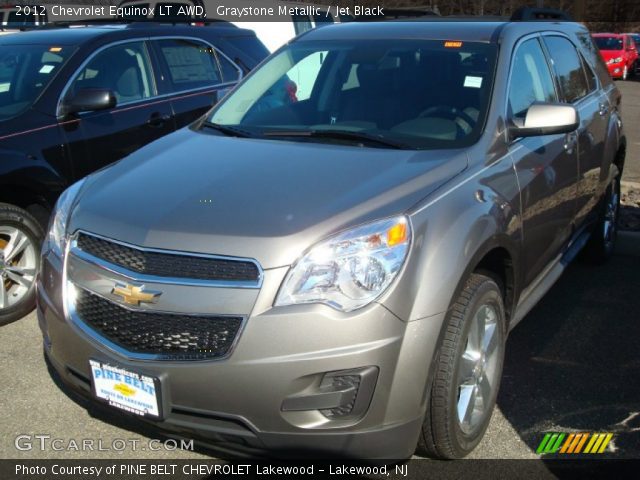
top-left (298, 19), bottom-right (585, 45)
top-left (0, 23), bottom-right (249, 46)
top-left (299, 21), bottom-right (508, 44)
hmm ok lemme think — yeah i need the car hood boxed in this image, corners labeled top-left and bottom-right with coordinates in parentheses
top-left (71, 128), bottom-right (468, 269)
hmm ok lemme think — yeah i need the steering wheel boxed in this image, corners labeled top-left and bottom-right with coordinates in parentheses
top-left (419, 106), bottom-right (477, 135)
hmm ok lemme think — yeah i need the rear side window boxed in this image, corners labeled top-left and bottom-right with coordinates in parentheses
top-left (577, 32), bottom-right (613, 88)
top-left (69, 41), bottom-right (153, 105)
top-left (216, 54), bottom-right (240, 83)
top-left (508, 38), bottom-right (557, 120)
top-left (156, 39), bottom-right (222, 91)
top-left (543, 36), bottom-right (589, 103)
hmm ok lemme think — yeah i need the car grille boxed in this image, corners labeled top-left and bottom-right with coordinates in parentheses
top-left (76, 233), bottom-right (260, 283)
top-left (75, 288), bottom-right (243, 360)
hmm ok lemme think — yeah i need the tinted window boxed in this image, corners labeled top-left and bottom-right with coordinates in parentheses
top-left (210, 39), bottom-right (498, 150)
top-left (69, 42), bottom-right (153, 104)
top-left (543, 36), bottom-right (589, 104)
top-left (581, 55), bottom-right (597, 92)
top-left (594, 36), bottom-right (623, 51)
top-left (0, 45), bottom-right (72, 121)
top-left (157, 39), bottom-right (222, 91)
top-left (217, 54), bottom-right (240, 83)
top-left (508, 38), bottom-right (556, 120)
top-left (578, 33), bottom-right (613, 88)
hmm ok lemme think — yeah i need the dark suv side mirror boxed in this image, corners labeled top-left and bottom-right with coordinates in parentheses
top-left (509, 103), bottom-right (579, 139)
top-left (60, 88), bottom-right (116, 116)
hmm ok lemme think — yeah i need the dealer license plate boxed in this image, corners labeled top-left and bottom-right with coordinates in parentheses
top-left (89, 360), bottom-right (161, 418)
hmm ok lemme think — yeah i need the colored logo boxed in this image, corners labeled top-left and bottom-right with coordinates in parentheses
top-left (111, 283), bottom-right (161, 306)
top-left (537, 432), bottom-right (613, 454)
top-left (113, 383), bottom-right (136, 397)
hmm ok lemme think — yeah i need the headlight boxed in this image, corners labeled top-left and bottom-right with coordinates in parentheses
top-left (613, 57), bottom-right (623, 64)
top-left (48, 179), bottom-right (86, 258)
top-left (275, 216), bottom-right (411, 312)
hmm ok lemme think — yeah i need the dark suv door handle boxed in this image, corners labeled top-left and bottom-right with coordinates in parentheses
top-left (564, 132), bottom-right (578, 153)
top-left (598, 103), bottom-right (609, 117)
top-left (147, 112), bottom-right (171, 127)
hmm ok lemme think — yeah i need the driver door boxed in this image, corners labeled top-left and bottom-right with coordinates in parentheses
top-left (507, 37), bottom-right (579, 286)
top-left (61, 40), bottom-right (175, 180)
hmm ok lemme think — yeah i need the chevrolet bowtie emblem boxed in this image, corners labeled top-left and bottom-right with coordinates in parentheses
top-left (111, 283), bottom-right (161, 306)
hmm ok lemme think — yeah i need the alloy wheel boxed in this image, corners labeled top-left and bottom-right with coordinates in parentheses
top-left (0, 226), bottom-right (37, 310)
top-left (455, 303), bottom-right (502, 435)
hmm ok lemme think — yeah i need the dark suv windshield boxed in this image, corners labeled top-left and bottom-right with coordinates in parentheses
top-left (209, 39), bottom-right (497, 149)
top-left (0, 45), bottom-right (73, 121)
top-left (594, 36), bottom-right (623, 51)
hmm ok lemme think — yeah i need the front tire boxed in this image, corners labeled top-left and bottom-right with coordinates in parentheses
top-left (0, 204), bottom-right (43, 326)
top-left (418, 273), bottom-right (506, 459)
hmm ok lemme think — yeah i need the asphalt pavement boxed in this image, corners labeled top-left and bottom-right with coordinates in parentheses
top-left (1, 81), bottom-right (640, 463)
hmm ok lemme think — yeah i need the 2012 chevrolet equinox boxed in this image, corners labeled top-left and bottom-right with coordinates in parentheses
top-left (37, 18), bottom-right (625, 460)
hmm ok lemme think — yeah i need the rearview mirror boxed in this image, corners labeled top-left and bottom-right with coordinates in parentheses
top-left (509, 103), bottom-right (579, 139)
top-left (60, 88), bottom-right (116, 116)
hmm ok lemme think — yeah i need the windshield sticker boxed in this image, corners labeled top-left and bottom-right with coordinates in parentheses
top-left (39, 65), bottom-right (55, 74)
top-left (464, 76), bottom-right (483, 89)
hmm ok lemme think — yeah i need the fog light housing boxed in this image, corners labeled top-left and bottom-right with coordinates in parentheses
top-left (281, 366), bottom-right (378, 421)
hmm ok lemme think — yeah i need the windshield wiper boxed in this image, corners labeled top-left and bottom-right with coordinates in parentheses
top-left (263, 129), bottom-right (408, 149)
top-left (202, 121), bottom-right (254, 138)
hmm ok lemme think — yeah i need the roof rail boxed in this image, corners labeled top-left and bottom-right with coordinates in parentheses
top-left (33, 18), bottom-right (237, 30)
top-left (354, 7), bottom-right (440, 21)
top-left (510, 7), bottom-right (574, 21)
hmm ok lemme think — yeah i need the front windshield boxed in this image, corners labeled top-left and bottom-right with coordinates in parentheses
top-left (0, 44), bottom-right (73, 121)
top-left (594, 36), bottom-right (623, 51)
top-left (209, 39), bottom-right (497, 149)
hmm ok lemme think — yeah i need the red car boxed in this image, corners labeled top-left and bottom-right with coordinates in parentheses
top-left (593, 33), bottom-right (638, 80)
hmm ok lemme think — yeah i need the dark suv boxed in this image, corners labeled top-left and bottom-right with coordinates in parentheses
top-left (0, 23), bottom-right (269, 324)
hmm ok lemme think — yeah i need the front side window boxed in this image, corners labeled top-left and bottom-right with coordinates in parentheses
top-left (0, 45), bottom-right (73, 121)
top-left (543, 36), bottom-right (589, 104)
top-left (209, 39), bottom-right (497, 149)
top-left (507, 38), bottom-right (557, 120)
top-left (156, 39), bottom-right (222, 91)
top-left (68, 42), bottom-right (153, 105)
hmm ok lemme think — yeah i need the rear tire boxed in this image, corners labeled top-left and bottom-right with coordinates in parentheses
top-left (417, 273), bottom-right (506, 459)
top-left (583, 173), bottom-right (620, 264)
top-left (0, 203), bottom-right (43, 326)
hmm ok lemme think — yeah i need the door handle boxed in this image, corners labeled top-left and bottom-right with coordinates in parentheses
top-left (564, 132), bottom-right (578, 153)
top-left (598, 103), bottom-right (609, 117)
top-left (147, 112), bottom-right (171, 127)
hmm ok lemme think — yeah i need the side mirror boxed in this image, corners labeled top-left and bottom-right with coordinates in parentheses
top-left (60, 88), bottom-right (116, 116)
top-left (509, 103), bottom-right (579, 139)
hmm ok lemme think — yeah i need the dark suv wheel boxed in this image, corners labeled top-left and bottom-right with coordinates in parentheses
top-left (0, 203), bottom-right (44, 326)
top-left (418, 273), bottom-right (506, 459)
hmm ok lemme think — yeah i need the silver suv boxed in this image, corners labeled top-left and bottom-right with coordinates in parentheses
top-left (37, 18), bottom-right (625, 459)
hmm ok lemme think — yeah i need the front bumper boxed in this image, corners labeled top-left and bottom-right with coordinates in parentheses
top-left (37, 248), bottom-right (445, 460)
top-left (607, 62), bottom-right (625, 78)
